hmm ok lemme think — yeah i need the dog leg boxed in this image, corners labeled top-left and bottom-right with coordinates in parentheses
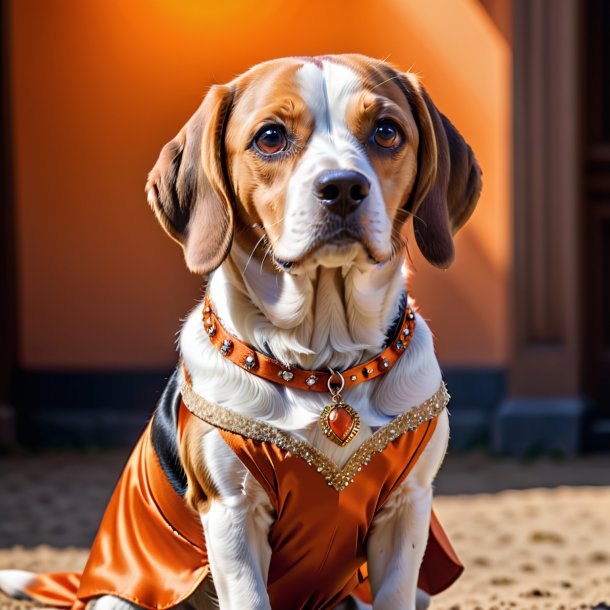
top-left (365, 411), bottom-right (449, 610)
top-left (367, 484), bottom-right (433, 610)
top-left (195, 435), bottom-right (273, 610)
top-left (202, 497), bottom-right (272, 610)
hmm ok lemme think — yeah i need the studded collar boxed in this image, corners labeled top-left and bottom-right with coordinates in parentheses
top-left (201, 294), bottom-right (416, 392)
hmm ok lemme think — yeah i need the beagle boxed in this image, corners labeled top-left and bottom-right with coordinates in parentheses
top-left (0, 54), bottom-right (481, 610)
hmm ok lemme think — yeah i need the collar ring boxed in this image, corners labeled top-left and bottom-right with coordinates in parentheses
top-left (327, 369), bottom-right (345, 396)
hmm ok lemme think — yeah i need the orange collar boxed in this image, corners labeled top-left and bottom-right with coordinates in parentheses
top-left (202, 295), bottom-right (415, 392)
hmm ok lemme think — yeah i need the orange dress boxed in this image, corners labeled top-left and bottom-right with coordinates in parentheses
top-left (19, 375), bottom-right (462, 610)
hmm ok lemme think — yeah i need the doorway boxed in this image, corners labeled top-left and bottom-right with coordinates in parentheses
top-left (584, 0), bottom-right (610, 414)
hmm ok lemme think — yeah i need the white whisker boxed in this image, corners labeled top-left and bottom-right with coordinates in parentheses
top-left (242, 233), bottom-right (268, 274)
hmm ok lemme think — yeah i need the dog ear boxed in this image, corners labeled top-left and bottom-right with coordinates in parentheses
top-left (146, 85), bottom-right (235, 275)
top-left (402, 76), bottom-right (482, 268)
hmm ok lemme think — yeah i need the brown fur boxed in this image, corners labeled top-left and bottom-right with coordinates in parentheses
top-left (146, 55), bottom-right (481, 275)
top-left (393, 72), bottom-right (483, 268)
top-left (224, 61), bottom-right (316, 248)
top-left (146, 84), bottom-right (235, 275)
top-left (342, 63), bottom-right (421, 257)
top-left (180, 417), bottom-right (218, 513)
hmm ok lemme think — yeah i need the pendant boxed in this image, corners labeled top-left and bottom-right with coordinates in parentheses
top-left (319, 371), bottom-right (360, 446)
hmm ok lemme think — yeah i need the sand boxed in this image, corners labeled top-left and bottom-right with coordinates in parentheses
top-left (432, 487), bottom-right (610, 610)
top-left (1, 451), bottom-right (609, 609)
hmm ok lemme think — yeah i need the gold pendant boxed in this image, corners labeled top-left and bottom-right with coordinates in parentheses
top-left (319, 371), bottom-right (360, 446)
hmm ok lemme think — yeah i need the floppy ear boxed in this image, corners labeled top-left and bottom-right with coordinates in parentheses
top-left (402, 76), bottom-right (482, 268)
top-left (146, 85), bottom-right (235, 275)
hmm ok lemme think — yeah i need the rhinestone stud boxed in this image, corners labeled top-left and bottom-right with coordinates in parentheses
top-left (395, 339), bottom-right (405, 350)
top-left (381, 359), bottom-right (390, 369)
top-left (403, 328), bottom-right (410, 336)
top-left (244, 354), bottom-right (257, 370)
top-left (207, 325), bottom-right (216, 337)
top-left (350, 375), bottom-right (358, 382)
top-left (279, 370), bottom-right (294, 382)
top-left (305, 375), bottom-right (318, 387)
top-left (220, 339), bottom-right (233, 355)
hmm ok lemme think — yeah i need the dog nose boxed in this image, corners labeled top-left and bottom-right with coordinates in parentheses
top-left (314, 170), bottom-right (370, 217)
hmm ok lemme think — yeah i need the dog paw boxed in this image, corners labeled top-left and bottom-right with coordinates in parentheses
top-left (89, 595), bottom-right (146, 610)
top-left (416, 588), bottom-right (431, 610)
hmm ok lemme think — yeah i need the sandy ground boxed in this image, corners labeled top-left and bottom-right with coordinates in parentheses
top-left (1, 450), bottom-right (609, 609)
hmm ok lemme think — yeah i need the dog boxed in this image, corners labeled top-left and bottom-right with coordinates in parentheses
top-left (0, 54), bottom-right (481, 610)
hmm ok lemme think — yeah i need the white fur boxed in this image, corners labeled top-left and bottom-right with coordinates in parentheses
top-left (275, 61), bottom-right (393, 265)
top-left (0, 570), bottom-right (35, 600)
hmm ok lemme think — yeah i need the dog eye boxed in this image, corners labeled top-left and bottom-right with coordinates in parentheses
top-left (372, 119), bottom-right (402, 149)
top-left (253, 126), bottom-right (287, 155)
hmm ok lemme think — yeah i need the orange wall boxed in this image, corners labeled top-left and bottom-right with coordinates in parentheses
top-left (9, 0), bottom-right (510, 369)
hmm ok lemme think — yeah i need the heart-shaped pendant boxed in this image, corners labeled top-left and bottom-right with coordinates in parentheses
top-left (320, 370), bottom-right (361, 446)
top-left (320, 396), bottom-right (360, 446)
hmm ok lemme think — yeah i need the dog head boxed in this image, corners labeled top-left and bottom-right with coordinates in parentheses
top-left (146, 54), bottom-right (482, 275)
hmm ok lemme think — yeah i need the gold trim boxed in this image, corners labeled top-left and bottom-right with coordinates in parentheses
top-left (181, 381), bottom-right (450, 492)
top-left (319, 402), bottom-right (361, 446)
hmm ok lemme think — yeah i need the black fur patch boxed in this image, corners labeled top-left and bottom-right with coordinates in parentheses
top-left (151, 367), bottom-right (188, 496)
top-left (384, 291), bottom-right (408, 347)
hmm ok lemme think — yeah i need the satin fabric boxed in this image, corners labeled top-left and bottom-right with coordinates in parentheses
top-left (22, 401), bottom-right (462, 610)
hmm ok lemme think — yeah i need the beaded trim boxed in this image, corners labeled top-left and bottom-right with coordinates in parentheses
top-left (181, 381), bottom-right (450, 492)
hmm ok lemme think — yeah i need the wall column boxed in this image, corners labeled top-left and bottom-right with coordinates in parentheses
top-left (494, 0), bottom-right (587, 454)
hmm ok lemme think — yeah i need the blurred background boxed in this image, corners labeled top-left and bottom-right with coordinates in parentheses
top-left (0, 0), bottom-right (608, 457)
